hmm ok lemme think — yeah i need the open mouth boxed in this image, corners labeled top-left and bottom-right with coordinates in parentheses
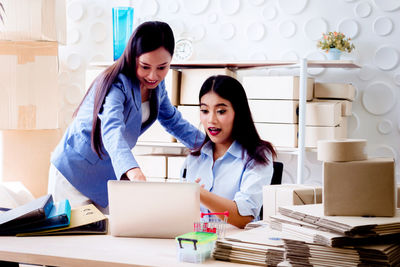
top-left (208, 127), bottom-right (221, 136)
top-left (145, 79), bottom-right (158, 85)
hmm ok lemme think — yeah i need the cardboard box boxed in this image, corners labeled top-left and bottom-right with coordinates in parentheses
top-left (398, 184), bottom-right (400, 208)
top-left (249, 100), bottom-right (298, 123)
top-left (138, 121), bottom-right (176, 143)
top-left (165, 69), bottom-right (181, 106)
top-left (255, 123), bottom-right (298, 148)
top-left (305, 124), bottom-right (346, 148)
top-left (317, 139), bottom-right (368, 162)
top-left (0, 129), bottom-right (62, 198)
top-left (324, 158), bottom-right (395, 216)
top-left (0, 0), bottom-right (66, 44)
top-left (263, 184), bottom-right (322, 221)
top-left (135, 155), bottom-right (167, 178)
top-left (0, 41), bottom-right (59, 129)
top-left (306, 101), bottom-right (341, 126)
top-left (314, 99), bottom-right (352, 116)
top-left (314, 83), bottom-right (356, 101)
top-left (180, 68), bottom-right (236, 105)
top-left (0, 181), bottom-right (35, 209)
top-left (243, 76), bottom-right (314, 100)
top-left (178, 105), bottom-right (202, 130)
top-left (167, 156), bottom-right (187, 179)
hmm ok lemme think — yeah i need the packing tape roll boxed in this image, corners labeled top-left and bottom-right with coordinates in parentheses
top-left (317, 139), bottom-right (367, 162)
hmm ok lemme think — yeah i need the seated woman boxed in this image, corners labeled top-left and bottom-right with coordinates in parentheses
top-left (182, 75), bottom-right (276, 229)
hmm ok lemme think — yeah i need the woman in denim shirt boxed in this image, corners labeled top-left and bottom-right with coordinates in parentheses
top-left (182, 75), bottom-right (276, 228)
top-left (49, 21), bottom-right (203, 209)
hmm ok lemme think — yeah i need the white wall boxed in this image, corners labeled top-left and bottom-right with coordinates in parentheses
top-left (59, 0), bottom-right (400, 184)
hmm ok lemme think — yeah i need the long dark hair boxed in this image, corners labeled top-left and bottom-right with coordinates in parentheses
top-left (74, 21), bottom-right (175, 159)
top-left (193, 75), bottom-right (276, 165)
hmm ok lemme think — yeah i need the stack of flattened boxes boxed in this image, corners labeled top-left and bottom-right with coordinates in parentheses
top-left (0, 0), bottom-right (66, 197)
top-left (305, 82), bottom-right (355, 147)
top-left (242, 76), bottom-right (314, 148)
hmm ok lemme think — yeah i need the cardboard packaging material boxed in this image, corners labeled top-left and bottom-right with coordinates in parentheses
top-left (317, 139), bottom-right (368, 162)
top-left (167, 156), bottom-right (187, 179)
top-left (398, 184), bottom-right (400, 208)
top-left (323, 158), bottom-right (395, 216)
top-left (138, 121), bottom-right (176, 143)
top-left (263, 184), bottom-right (322, 221)
top-left (305, 123), bottom-right (346, 148)
top-left (0, 0), bottom-right (66, 44)
top-left (135, 155), bottom-right (167, 178)
top-left (243, 76), bottom-right (314, 100)
top-left (178, 105), bottom-right (202, 130)
top-left (249, 100), bottom-right (298, 123)
top-left (180, 68), bottom-right (236, 105)
top-left (164, 69), bottom-right (181, 106)
top-left (0, 129), bottom-right (62, 198)
top-left (255, 123), bottom-right (298, 148)
top-left (306, 101), bottom-right (341, 126)
top-left (314, 99), bottom-right (352, 117)
top-left (314, 83), bottom-right (356, 101)
top-left (0, 41), bottom-right (59, 129)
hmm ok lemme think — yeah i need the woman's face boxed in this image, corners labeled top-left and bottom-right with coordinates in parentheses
top-left (136, 47), bottom-right (172, 90)
top-left (200, 91), bottom-right (235, 147)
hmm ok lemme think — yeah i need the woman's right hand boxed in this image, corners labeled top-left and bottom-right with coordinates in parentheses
top-left (125, 167), bottom-right (147, 181)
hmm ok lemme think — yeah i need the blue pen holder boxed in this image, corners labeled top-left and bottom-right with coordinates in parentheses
top-left (112, 7), bottom-right (134, 61)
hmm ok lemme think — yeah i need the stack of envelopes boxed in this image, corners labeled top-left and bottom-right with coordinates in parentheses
top-left (212, 225), bottom-right (285, 266)
top-left (274, 204), bottom-right (400, 266)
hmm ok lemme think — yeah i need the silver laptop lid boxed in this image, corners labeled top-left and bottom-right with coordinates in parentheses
top-left (108, 180), bottom-right (200, 238)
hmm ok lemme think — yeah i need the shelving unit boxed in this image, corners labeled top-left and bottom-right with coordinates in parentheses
top-left (89, 59), bottom-right (361, 184)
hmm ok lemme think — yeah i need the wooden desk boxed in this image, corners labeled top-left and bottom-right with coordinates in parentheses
top-left (0, 229), bottom-right (252, 267)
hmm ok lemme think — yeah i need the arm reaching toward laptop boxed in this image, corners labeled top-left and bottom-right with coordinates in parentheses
top-left (125, 168), bottom-right (146, 181)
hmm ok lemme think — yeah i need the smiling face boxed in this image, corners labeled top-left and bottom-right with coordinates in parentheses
top-left (200, 91), bottom-right (235, 149)
top-left (136, 47), bottom-right (172, 90)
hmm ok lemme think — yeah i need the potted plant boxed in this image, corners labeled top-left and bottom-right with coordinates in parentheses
top-left (317, 31), bottom-right (355, 60)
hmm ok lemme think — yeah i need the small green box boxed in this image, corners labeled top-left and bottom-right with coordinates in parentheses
top-left (176, 232), bottom-right (218, 263)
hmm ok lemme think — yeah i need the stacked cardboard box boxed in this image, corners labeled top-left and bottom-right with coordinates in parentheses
top-left (243, 76), bottom-right (314, 148)
top-left (306, 82), bottom-right (355, 147)
top-left (0, 0), bottom-right (65, 197)
top-left (318, 139), bottom-right (396, 216)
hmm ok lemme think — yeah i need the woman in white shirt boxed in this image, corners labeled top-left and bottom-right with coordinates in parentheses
top-left (182, 75), bottom-right (276, 228)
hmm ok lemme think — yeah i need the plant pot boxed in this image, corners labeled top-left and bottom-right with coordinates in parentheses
top-left (327, 48), bottom-right (342, 60)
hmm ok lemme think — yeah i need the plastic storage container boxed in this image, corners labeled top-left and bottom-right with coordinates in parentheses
top-left (176, 232), bottom-right (218, 263)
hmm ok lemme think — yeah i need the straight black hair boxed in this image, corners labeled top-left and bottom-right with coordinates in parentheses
top-left (74, 21), bottom-right (175, 159)
top-left (192, 75), bottom-right (276, 165)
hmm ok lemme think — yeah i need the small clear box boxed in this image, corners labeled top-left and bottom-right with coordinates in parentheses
top-left (176, 232), bottom-right (218, 263)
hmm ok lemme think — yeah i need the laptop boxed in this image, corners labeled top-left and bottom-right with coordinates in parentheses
top-left (107, 180), bottom-right (200, 238)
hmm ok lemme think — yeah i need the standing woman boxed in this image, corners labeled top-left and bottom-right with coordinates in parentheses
top-left (182, 75), bottom-right (276, 228)
top-left (48, 21), bottom-right (204, 209)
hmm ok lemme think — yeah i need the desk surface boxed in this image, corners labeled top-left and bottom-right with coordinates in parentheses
top-left (0, 228), bottom-right (253, 267)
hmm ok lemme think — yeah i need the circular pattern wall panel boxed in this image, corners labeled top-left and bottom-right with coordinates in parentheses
top-left (64, 84), bottom-right (83, 105)
top-left (249, 52), bottom-right (268, 60)
top-left (338, 18), bottom-right (359, 39)
top-left (140, 0), bottom-right (159, 16)
top-left (168, 1), bottom-right (179, 13)
top-left (220, 0), bottom-right (241, 15)
top-left (305, 51), bottom-right (326, 75)
top-left (191, 25), bottom-right (206, 41)
top-left (373, 0), bottom-right (400, 11)
top-left (281, 50), bottom-right (299, 61)
top-left (374, 46), bottom-right (399, 71)
top-left (246, 22), bottom-right (266, 41)
top-left (89, 22), bottom-right (107, 43)
top-left (394, 73), bottom-right (400, 86)
top-left (278, 0), bottom-right (308, 14)
top-left (362, 82), bottom-right (396, 115)
top-left (262, 6), bottom-right (277, 21)
top-left (304, 17), bottom-right (328, 40)
top-left (219, 23), bottom-right (236, 40)
top-left (68, 2), bottom-right (84, 22)
top-left (357, 64), bottom-right (376, 81)
top-left (371, 145), bottom-right (397, 162)
top-left (373, 17), bottom-right (393, 36)
top-left (348, 112), bottom-right (360, 134)
top-left (377, 119), bottom-right (393, 135)
top-left (354, 2), bottom-right (372, 18)
top-left (183, 0), bottom-right (210, 15)
top-left (68, 29), bottom-right (80, 44)
top-left (279, 20), bottom-right (296, 38)
top-left (250, 0), bottom-right (265, 6)
top-left (207, 13), bottom-right (218, 24)
top-left (66, 53), bottom-right (82, 71)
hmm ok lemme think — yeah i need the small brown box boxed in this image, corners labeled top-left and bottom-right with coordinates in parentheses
top-left (324, 158), bottom-right (395, 216)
